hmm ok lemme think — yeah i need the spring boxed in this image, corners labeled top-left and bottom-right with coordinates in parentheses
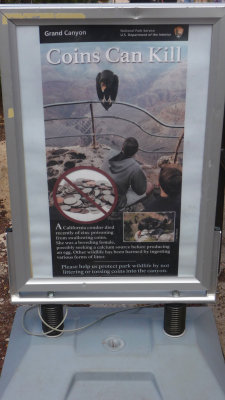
top-left (164, 304), bottom-right (186, 336)
top-left (40, 304), bottom-right (64, 336)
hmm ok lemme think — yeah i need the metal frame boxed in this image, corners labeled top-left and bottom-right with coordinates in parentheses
top-left (0, 4), bottom-right (225, 304)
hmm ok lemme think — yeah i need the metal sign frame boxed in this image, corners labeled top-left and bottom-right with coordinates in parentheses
top-left (0, 4), bottom-right (225, 304)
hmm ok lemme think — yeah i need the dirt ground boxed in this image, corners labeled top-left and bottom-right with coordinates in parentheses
top-left (0, 111), bottom-right (17, 373)
top-left (0, 114), bottom-right (224, 373)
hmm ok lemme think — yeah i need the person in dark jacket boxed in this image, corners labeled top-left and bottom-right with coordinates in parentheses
top-left (144, 164), bottom-right (182, 225)
top-left (102, 137), bottom-right (152, 210)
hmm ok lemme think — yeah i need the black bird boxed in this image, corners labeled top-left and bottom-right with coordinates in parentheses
top-left (96, 70), bottom-right (119, 110)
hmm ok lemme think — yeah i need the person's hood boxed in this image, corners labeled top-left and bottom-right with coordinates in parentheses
top-left (109, 155), bottom-right (135, 174)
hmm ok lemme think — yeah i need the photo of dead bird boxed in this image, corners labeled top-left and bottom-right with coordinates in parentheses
top-left (123, 212), bottom-right (175, 242)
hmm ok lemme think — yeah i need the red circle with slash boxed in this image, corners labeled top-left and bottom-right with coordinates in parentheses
top-left (53, 166), bottom-right (118, 224)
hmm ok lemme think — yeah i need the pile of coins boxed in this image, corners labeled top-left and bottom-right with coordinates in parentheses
top-left (56, 178), bottom-right (116, 214)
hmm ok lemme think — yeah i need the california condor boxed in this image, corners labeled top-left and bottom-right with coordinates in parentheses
top-left (96, 70), bottom-right (119, 110)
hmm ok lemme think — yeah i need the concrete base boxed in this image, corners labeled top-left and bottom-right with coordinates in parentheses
top-left (0, 306), bottom-right (225, 400)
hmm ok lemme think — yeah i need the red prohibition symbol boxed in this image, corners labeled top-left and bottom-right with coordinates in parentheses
top-left (53, 166), bottom-right (118, 224)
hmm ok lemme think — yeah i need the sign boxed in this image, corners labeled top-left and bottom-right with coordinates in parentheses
top-left (40, 24), bottom-right (187, 277)
top-left (1, 5), bottom-right (224, 303)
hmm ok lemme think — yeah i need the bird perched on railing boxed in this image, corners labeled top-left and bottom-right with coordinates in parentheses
top-left (96, 70), bottom-right (119, 110)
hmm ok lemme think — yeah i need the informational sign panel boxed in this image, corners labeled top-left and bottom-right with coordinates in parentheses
top-left (40, 24), bottom-right (187, 277)
top-left (0, 5), bottom-right (225, 303)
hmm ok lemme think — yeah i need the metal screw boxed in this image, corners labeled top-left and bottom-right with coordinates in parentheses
top-left (47, 291), bottom-right (55, 298)
top-left (172, 290), bottom-right (180, 297)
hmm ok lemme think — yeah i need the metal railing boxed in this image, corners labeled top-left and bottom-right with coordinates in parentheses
top-left (44, 100), bottom-right (184, 157)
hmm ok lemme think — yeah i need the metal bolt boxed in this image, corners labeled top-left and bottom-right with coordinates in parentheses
top-left (47, 291), bottom-right (55, 298)
top-left (172, 290), bottom-right (180, 297)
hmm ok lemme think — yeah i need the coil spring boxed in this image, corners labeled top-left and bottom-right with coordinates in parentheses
top-left (40, 304), bottom-right (64, 336)
top-left (164, 304), bottom-right (186, 336)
